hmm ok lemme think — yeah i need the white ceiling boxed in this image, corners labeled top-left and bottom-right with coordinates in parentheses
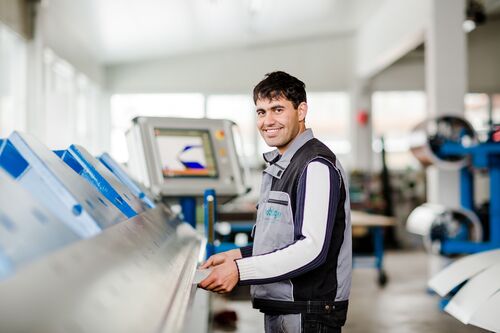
top-left (45, 0), bottom-right (385, 65)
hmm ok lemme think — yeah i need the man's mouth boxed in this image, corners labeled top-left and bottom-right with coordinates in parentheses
top-left (263, 128), bottom-right (282, 134)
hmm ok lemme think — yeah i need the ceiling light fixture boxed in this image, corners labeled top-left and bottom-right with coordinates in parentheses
top-left (463, 0), bottom-right (486, 32)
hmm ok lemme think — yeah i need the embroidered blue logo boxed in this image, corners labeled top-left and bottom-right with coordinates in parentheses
top-left (265, 207), bottom-right (282, 220)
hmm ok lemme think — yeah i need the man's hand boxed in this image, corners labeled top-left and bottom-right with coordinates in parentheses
top-left (200, 249), bottom-right (242, 269)
top-left (198, 260), bottom-right (239, 293)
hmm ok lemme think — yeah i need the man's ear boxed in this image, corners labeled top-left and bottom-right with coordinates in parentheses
top-left (298, 102), bottom-right (308, 122)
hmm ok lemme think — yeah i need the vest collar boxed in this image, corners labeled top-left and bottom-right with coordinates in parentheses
top-left (262, 129), bottom-right (314, 179)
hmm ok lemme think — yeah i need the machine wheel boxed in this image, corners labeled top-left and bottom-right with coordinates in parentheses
top-left (378, 270), bottom-right (388, 287)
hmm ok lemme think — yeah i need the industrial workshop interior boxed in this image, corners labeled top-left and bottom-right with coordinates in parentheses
top-left (1, 0), bottom-right (500, 332)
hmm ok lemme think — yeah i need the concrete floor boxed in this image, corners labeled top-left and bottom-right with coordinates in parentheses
top-left (212, 250), bottom-right (488, 333)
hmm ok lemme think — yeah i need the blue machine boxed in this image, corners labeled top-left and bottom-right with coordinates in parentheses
top-left (408, 116), bottom-right (500, 255)
top-left (0, 132), bottom-right (125, 237)
top-left (0, 131), bottom-right (204, 332)
top-left (55, 144), bottom-right (149, 218)
top-left (0, 118), bottom-right (252, 331)
top-left (0, 168), bottom-right (80, 279)
top-left (98, 152), bottom-right (156, 209)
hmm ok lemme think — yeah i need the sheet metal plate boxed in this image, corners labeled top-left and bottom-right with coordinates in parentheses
top-left (469, 290), bottom-right (500, 332)
top-left (428, 249), bottom-right (500, 296)
top-left (445, 261), bottom-right (500, 324)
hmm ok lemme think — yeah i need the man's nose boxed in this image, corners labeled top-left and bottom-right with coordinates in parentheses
top-left (262, 112), bottom-right (276, 125)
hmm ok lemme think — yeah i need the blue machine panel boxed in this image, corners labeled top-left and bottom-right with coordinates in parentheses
top-left (99, 152), bottom-right (155, 208)
top-left (56, 145), bottom-right (149, 217)
top-left (0, 132), bottom-right (126, 238)
top-left (0, 168), bottom-right (79, 279)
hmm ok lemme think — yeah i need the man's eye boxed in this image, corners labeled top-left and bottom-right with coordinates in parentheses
top-left (275, 108), bottom-right (283, 113)
top-left (257, 111), bottom-right (265, 117)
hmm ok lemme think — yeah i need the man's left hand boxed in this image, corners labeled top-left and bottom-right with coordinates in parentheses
top-left (198, 260), bottom-right (239, 293)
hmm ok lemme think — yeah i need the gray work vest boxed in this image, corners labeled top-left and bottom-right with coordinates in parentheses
top-left (248, 129), bottom-right (351, 326)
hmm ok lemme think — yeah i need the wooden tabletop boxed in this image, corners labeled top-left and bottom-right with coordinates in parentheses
top-left (351, 210), bottom-right (396, 227)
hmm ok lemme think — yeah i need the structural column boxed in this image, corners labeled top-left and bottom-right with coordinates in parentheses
top-left (425, 0), bottom-right (467, 207)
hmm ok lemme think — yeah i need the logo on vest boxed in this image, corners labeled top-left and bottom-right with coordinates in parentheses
top-left (265, 207), bottom-right (282, 220)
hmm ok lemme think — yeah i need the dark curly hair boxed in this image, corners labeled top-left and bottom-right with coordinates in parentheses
top-left (253, 71), bottom-right (307, 109)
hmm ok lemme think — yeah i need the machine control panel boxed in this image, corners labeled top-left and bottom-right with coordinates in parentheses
top-left (127, 117), bottom-right (250, 201)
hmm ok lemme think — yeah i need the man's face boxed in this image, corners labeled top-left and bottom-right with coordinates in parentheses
top-left (256, 96), bottom-right (307, 154)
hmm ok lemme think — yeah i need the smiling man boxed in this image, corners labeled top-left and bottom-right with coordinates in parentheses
top-left (199, 71), bottom-right (352, 333)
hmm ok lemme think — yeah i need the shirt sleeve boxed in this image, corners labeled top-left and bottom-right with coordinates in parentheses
top-left (235, 159), bottom-right (342, 285)
top-left (239, 245), bottom-right (253, 258)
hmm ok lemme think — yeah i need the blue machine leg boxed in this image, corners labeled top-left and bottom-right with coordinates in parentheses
top-left (373, 227), bottom-right (384, 270)
top-left (204, 189), bottom-right (216, 259)
top-left (460, 167), bottom-right (474, 211)
top-left (490, 158), bottom-right (500, 244)
top-left (180, 197), bottom-right (197, 228)
top-left (372, 226), bottom-right (388, 286)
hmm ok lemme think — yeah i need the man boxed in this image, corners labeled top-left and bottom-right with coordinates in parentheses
top-left (199, 71), bottom-right (352, 333)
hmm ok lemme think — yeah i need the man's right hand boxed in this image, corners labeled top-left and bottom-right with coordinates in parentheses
top-left (200, 249), bottom-right (242, 269)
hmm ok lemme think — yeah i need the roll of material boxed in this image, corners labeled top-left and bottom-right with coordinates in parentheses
top-left (407, 203), bottom-right (483, 251)
top-left (410, 116), bottom-right (477, 169)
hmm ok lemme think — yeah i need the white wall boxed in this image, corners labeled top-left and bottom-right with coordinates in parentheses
top-left (370, 18), bottom-right (500, 93)
top-left (371, 54), bottom-right (426, 91)
top-left (355, 0), bottom-right (428, 79)
top-left (468, 19), bottom-right (500, 93)
top-left (105, 35), bottom-right (354, 94)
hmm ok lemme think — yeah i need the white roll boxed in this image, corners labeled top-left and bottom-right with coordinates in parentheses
top-left (406, 203), bottom-right (483, 251)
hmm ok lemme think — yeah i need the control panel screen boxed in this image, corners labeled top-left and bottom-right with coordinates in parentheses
top-left (154, 128), bottom-right (218, 179)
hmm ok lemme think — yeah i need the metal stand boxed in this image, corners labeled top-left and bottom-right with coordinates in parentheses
top-left (204, 189), bottom-right (216, 259)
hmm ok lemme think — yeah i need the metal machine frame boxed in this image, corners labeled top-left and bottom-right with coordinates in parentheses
top-left (439, 141), bottom-right (500, 254)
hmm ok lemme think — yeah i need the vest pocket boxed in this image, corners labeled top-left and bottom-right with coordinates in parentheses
top-left (254, 191), bottom-right (294, 254)
top-left (262, 191), bottom-right (291, 224)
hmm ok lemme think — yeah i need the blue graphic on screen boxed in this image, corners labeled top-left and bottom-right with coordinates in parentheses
top-left (179, 145), bottom-right (205, 170)
top-left (154, 129), bottom-right (217, 178)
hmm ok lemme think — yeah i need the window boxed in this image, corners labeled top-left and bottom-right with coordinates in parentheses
top-left (110, 94), bottom-right (205, 163)
top-left (372, 91), bottom-right (427, 170)
top-left (465, 93), bottom-right (500, 141)
top-left (0, 28), bottom-right (102, 153)
top-left (41, 49), bottom-right (102, 153)
top-left (111, 92), bottom-right (351, 168)
top-left (75, 74), bottom-right (101, 154)
top-left (43, 49), bottom-right (76, 149)
top-left (306, 92), bottom-right (350, 154)
top-left (256, 92), bottom-right (351, 163)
